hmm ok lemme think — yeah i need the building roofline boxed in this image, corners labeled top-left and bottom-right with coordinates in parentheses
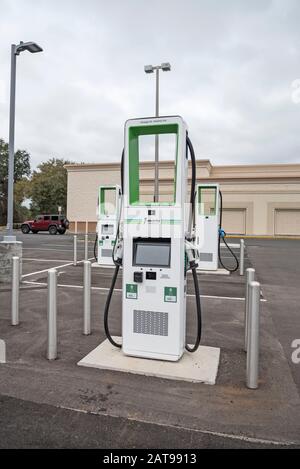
top-left (64, 159), bottom-right (300, 179)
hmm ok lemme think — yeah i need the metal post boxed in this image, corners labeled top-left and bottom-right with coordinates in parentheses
top-left (11, 256), bottom-right (20, 325)
top-left (246, 281), bottom-right (260, 389)
top-left (73, 234), bottom-right (77, 266)
top-left (83, 261), bottom-right (91, 335)
top-left (239, 239), bottom-right (245, 276)
top-left (244, 268), bottom-right (255, 352)
top-left (47, 269), bottom-right (57, 360)
top-left (84, 233), bottom-right (88, 261)
top-left (0, 339), bottom-right (6, 364)
top-left (5, 45), bottom-right (17, 241)
top-left (154, 67), bottom-right (159, 202)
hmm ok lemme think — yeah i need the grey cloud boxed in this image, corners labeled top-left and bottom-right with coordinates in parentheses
top-left (0, 0), bottom-right (300, 168)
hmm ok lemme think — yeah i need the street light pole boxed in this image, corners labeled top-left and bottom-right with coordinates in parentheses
top-left (5, 45), bottom-right (17, 241)
top-left (4, 41), bottom-right (43, 243)
top-left (144, 62), bottom-right (171, 203)
top-left (154, 68), bottom-right (159, 202)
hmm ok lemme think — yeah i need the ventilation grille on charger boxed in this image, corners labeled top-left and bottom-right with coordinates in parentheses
top-left (133, 310), bottom-right (168, 336)
top-left (101, 248), bottom-right (113, 257)
top-left (200, 252), bottom-right (213, 262)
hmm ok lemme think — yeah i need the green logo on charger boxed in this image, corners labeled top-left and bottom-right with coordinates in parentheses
top-left (126, 283), bottom-right (138, 299)
top-left (164, 287), bottom-right (177, 303)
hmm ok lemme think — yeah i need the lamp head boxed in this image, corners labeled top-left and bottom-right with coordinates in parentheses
top-left (15, 41), bottom-right (43, 55)
top-left (161, 62), bottom-right (171, 72)
top-left (144, 64), bottom-right (154, 74)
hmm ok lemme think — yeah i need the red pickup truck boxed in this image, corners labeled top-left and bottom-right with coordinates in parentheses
top-left (21, 214), bottom-right (69, 235)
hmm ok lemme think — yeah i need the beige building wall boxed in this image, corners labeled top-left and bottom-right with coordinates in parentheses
top-left (65, 160), bottom-right (300, 236)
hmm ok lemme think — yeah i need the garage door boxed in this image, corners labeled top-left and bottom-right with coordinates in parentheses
top-left (222, 209), bottom-right (246, 235)
top-left (275, 209), bottom-right (300, 235)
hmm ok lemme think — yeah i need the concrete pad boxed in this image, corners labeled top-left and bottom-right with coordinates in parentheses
top-left (78, 337), bottom-right (220, 385)
top-left (195, 268), bottom-right (230, 275)
top-left (91, 262), bottom-right (114, 269)
top-left (220, 243), bottom-right (241, 248)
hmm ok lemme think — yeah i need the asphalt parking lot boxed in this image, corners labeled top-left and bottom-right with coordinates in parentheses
top-left (0, 231), bottom-right (299, 448)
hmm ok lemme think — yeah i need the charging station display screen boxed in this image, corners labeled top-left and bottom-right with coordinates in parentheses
top-left (133, 239), bottom-right (171, 268)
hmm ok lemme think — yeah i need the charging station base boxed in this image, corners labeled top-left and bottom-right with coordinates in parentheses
top-left (78, 338), bottom-right (220, 385)
top-left (91, 262), bottom-right (115, 269)
top-left (195, 268), bottom-right (230, 275)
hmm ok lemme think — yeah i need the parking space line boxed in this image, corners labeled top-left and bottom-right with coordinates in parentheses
top-left (22, 280), bottom-right (267, 301)
top-left (41, 244), bottom-right (74, 248)
top-left (23, 247), bottom-right (91, 252)
top-left (22, 257), bottom-right (94, 278)
top-left (23, 258), bottom-right (71, 262)
top-left (22, 262), bottom-right (74, 278)
top-left (41, 242), bottom-right (95, 247)
top-left (23, 248), bottom-right (74, 252)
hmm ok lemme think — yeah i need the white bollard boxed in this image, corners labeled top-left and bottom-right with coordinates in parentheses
top-left (0, 339), bottom-right (6, 363)
top-left (47, 269), bottom-right (57, 360)
top-left (84, 233), bottom-right (89, 261)
top-left (239, 239), bottom-right (245, 276)
top-left (246, 281), bottom-right (260, 389)
top-left (83, 261), bottom-right (91, 335)
top-left (11, 256), bottom-right (20, 326)
top-left (73, 234), bottom-right (77, 266)
top-left (244, 268), bottom-right (255, 352)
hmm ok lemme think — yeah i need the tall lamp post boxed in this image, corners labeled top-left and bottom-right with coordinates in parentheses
top-left (144, 62), bottom-right (171, 202)
top-left (4, 41), bottom-right (43, 242)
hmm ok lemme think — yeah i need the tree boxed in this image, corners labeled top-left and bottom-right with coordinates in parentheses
top-left (0, 139), bottom-right (31, 225)
top-left (29, 158), bottom-right (72, 215)
top-left (14, 178), bottom-right (32, 222)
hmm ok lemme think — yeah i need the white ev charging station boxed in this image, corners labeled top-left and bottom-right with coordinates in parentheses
top-left (103, 116), bottom-right (202, 362)
top-left (196, 183), bottom-right (220, 271)
top-left (195, 183), bottom-right (239, 273)
top-left (96, 185), bottom-right (122, 266)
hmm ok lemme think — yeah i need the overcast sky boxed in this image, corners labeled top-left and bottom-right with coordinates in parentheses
top-left (1, 0), bottom-right (300, 169)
